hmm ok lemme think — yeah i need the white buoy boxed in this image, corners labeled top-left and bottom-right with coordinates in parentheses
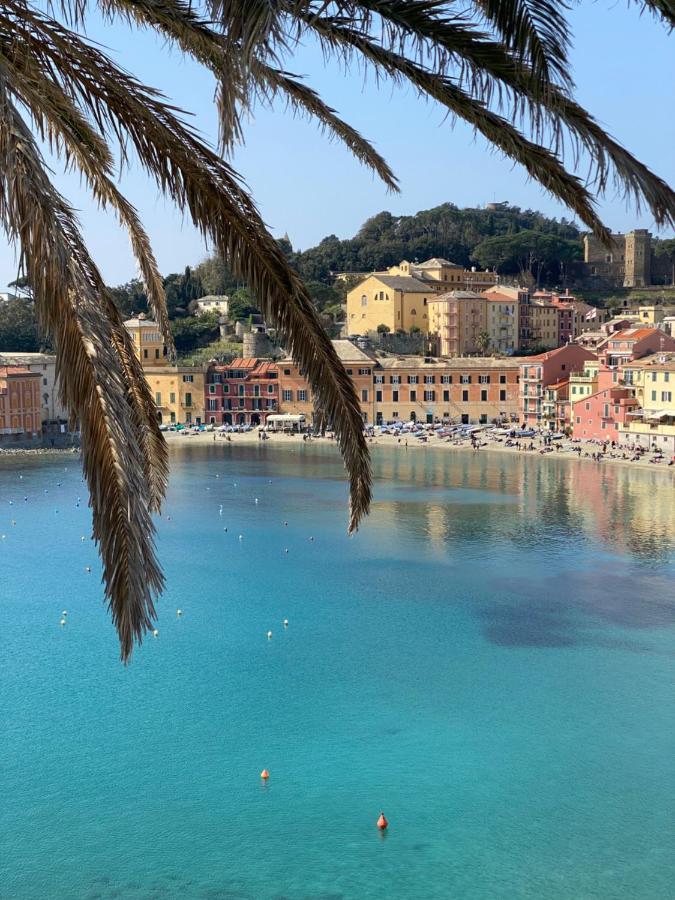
top-left (1, 535), bottom-right (5, 540)
top-left (267, 630), bottom-right (273, 640)
top-left (85, 566), bottom-right (91, 573)
top-left (81, 536), bottom-right (86, 542)
top-left (62, 610), bottom-right (68, 617)
top-left (284, 548), bottom-right (289, 554)
top-left (283, 619), bottom-right (289, 628)
top-left (254, 498), bottom-right (259, 504)
top-left (239, 534), bottom-right (244, 541)
top-left (176, 609), bottom-right (182, 617)
top-left (153, 629), bottom-right (159, 637)
top-left (60, 618), bottom-right (66, 627)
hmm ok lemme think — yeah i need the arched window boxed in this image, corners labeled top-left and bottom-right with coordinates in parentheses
top-left (410, 308), bottom-right (417, 316)
top-left (361, 294), bottom-right (367, 307)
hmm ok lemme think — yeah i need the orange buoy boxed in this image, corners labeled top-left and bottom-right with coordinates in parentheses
top-left (260, 769), bottom-right (270, 780)
top-left (377, 812), bottom-right (388, 830)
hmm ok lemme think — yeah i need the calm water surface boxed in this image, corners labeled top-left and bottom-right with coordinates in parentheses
top-left (1, 443), bottom-right (674, 900)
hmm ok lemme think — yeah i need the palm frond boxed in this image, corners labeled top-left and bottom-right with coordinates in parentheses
top-left (632, 0), bottom-right (675, 28)
top-left (0, 87), bottom-right (166, 659)
top-left (300, 12), bottom-right (609, 239)
top-left (472, 0), bottom-right (572, 88)
top-left (3, 3), bottom-right (372, 532)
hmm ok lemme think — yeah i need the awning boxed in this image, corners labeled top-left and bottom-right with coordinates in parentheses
top-left (646, 410), bottom-right (670, 420)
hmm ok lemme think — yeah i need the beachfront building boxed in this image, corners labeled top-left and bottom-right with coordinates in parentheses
top-left (620, 355), bottom-right (675, 454)
top-left (0, 352), bottom-right (68, 423)
top-left (278, 340), bottom-right (375, 425)
top-left (484, 292), bottom-right (519, 354)
top-left (205, 358), bottom-right (278, 426)
top-left (572, 386), bottom-right (639, 441)
top-left (0, 366), bottom-right (42, 441)
top-left (529, 299), bottom-right (560, 349)
top-left (541, 379), bottom-right (572, 432)
top-left (519, 345), bottom-right (597, 428)
top-left (124, 316), bottom-right (205, 425)
top-left (427, 291), bottom-right (487, 356)
top-left (374, 356), bottom-right (524, 425)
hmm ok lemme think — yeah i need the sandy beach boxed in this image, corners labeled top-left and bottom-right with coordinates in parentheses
top-left (164, 428), bottom-right (675, 476)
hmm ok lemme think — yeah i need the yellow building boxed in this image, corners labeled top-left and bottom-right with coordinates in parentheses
top-left (124, 317), bottom-right (205, 425)
top-left (568, 359), bottom-right (600, 405)
top-left (529, 301), bottom-right (560, 349)
top-left (485, 293), bottom-right (519, 354)
top-left (346, 258), bottom-right (498, 337)
top-left (428, 291), bottom-right (487, 357)
top-left (620, 355), bottom-right (675, 453)
top-left (346, 273), bottom-right (434, 335)
top-left (635, 305), bottom-right (675, 325)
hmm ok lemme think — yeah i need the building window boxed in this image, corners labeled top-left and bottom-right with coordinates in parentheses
top-left (361, 295), bottom-right (367, 307)
top-left (361, 390), bottom-right (368, 402)
top-left (441, 375), bottom-right (452, 384)
top-left (376, 391), bottom-right (382, 402)
top-left (143, 349), bottom-right (148, 359)
top-left (423, 390), bottom-right (435, 402)
top-left (499, 390), bottom-right (506, 401)
top-left (346, 369), bottom-right (353, 375)
top-left (238, 385), bottom-right (245, 396)
top-left (479, 375), bottom-right (490, 384)
top-left (662, 391), bottom-right (672, 402)
top-left (651, 390), bottom-right (657, 401)
top-left (208, 399), bottom-right (218, 411)
top-left (209, 385), bottom-right (216, 394)
top-left (479, 414), bottom-right (488, 424)
top-left (390, 375), bottom-right (400, 384)
top-left (155, 349), bottom-right (160, 359)
top-left (170, 392), bottom-right (176, 404)
top-left (408, 375), bottom-right (418, 384)
top-left (267, 385), bottom-right (274, 394)
top-left (155, 392), bottom-right (161, 405)
top-left (223, 384), bottom-right (230, 394)
top-left (282, 389), bottom-right (293, 402)
top-left (184, 392), bottom-right (192, 407)
top-left (183, 375), bottom-right (194, 383)
top-left (424, 375), bottom-right (435, 384)
top-left (410, 308), bottom-right (417, 316)
top-left (443, 390), bottom-right (449, 402)
top-left (283, 368), bottom-right (291, 376)
top-left (392, 390), bottom-right (399, 402)
top-left (410, 390), bottom-right (417, 401)
top-left (460, 375), bottom-right (471, 384)
top-left (375, 375), bottom-right (384, 384)
top-left (462, 390), bottom-right (469, 402)
top-left (481, 390), bottom-right (488, 401)
top-left (297, 390), bottom-right (307, 402)
top-left (358, 368), bottom-right (371, 376)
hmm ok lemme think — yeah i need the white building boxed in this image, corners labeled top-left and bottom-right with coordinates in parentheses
top-left (0, 352), bottom-right (68, 422)
top-left (194, 295), bottom-right (229, 317)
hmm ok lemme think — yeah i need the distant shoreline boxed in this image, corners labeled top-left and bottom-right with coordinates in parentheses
top-left (163, 429), bottom-right (675, 476)
top-left (1, 429), bottom-right (672, 477)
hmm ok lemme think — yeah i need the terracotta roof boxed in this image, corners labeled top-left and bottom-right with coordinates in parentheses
top-left (376, 356), bottom-right (528, 370)
top-left (525, 345), bottom-right (597, 362)
top-left (430, 290), bottom-right (484, 301)
top-left (228, 358), bottom-right (260, 369)
top-left (547, 378), bottom-right (570, 391)
top-left (484, 292), bottom-right (516, 302)
top-left (415, 257), bottom-right (460, 268)
top-left (609, 327), bottom-right (659, 341)
top-left (0, 365), bottom-right (39, 378)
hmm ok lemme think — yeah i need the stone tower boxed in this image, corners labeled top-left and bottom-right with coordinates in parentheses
top-left (623, 229), bottom-right (651, 287)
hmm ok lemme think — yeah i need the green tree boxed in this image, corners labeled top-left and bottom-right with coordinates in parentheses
top-left (472, 231), bottom-right (581, 285)
top-left (376, 323), bottom-right (391, 334)
top-left (3, 1), bottom-right (674, 659)
top-left (0, 298), bottom-right (40, 351)
top-left (170, 313), bottom-right (220, 354)
top-left (228, 287), bottom-right (260, 322)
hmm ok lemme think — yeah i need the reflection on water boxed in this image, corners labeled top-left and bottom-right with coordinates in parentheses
top-left (367, 447), bottom-right (675, 563)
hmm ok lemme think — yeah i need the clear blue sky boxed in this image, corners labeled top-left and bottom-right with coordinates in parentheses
top-left (1, 3), bottom-right (673, 289)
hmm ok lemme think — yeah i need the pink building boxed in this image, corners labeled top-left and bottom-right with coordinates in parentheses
top-left (205, 358), bottom-right (278, 426)
top-left (599, 327), bottom-right (675, 367)
top-left (572, 387), bottom-right (639, 441)
top-left (520, 345), bottom-right (597, 428)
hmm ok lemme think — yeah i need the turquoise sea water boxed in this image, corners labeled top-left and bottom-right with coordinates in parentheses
top-left (1, 443), bottom-right (674, 900)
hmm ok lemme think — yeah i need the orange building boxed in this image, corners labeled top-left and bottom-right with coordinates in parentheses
top-left (0, 366), bottom-right (42, 440)
top-left (278, 340), bottom-right (375, 425)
